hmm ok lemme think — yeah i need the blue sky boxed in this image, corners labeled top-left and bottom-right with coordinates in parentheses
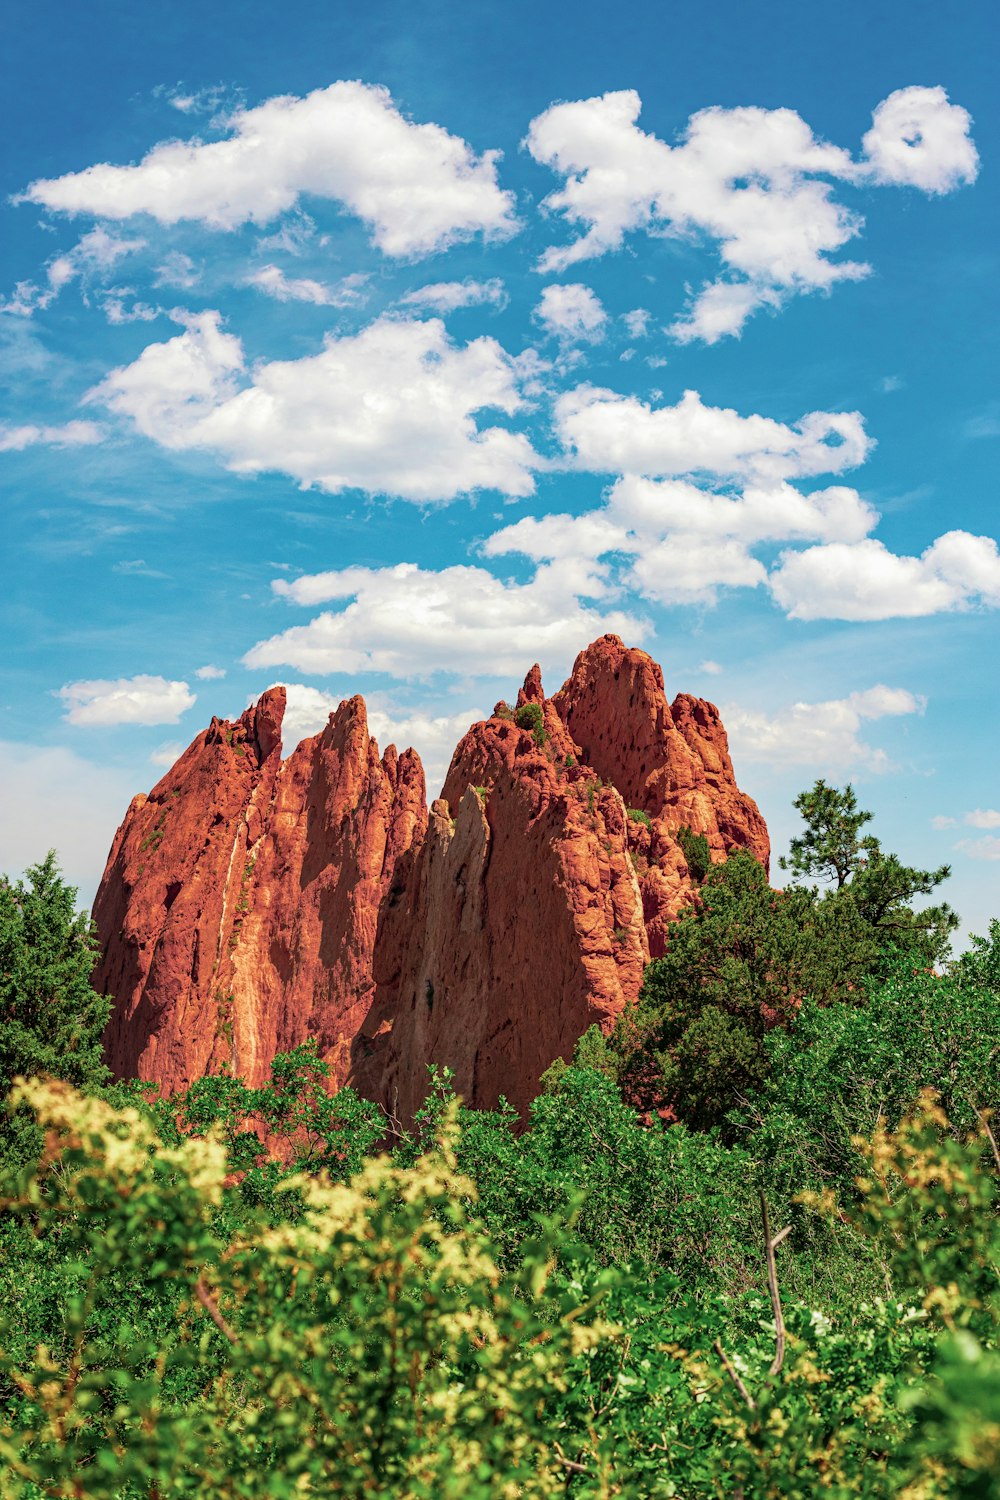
top-left (1, 0), bottom-right (997, 942)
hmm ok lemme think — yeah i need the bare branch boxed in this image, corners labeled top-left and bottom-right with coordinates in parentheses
top-left (976, 1107), bottom-right (1000, 1177)
top-left (714, 1338), bottom-right (756, 1410)
top-left (760, 1193), bottom-right (787, 1379)
top-left (195, 1276), bottom-right (238, 1344)
top-left (552, 1442), bottom-right (590, 1474)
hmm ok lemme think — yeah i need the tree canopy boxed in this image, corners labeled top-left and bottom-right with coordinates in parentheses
top-left (781, 779), bottom-right (958, 963)
top-left (0, 853), bottom-right (109, 1092)
top-left (0, 854), bottom-right (111, 1165)
top-left (597, 781), bottom-right (961, 1128)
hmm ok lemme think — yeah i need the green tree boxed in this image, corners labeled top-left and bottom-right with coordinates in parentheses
top-left (677, 824), bottom-right (712, 883)
top-left (781, 779), bottom-right (957, 963)
top-left (514, 701), bottom-right (546, 745)
top-left (610, 852), bottom-right (876, 1130)
top-left (949, 917), bottom-right (1000, 994)
top-left (740, 955), bottom-right (1000, 1204)
top-left (780, 779), bottom-right (872, 888)
top-left (0, 853), bottom-right (110, 1164)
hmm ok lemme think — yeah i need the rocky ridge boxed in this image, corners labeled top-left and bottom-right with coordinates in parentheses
top-left (95, 690), bottom-right (426, 1094)
top-left (93, 636), bottom-right (768, 1116)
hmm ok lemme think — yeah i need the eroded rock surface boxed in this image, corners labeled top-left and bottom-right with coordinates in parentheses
top-left (550, 635), bottom-right (770, 954)
top-left (360, 636), bottom-right (767, 1114)
top-left (94, 691), bottom-right (426, 1093)
top-left (361, 705), bottom-right (649, 1119)
top-left (95, 635), bottom-right (767, 1118)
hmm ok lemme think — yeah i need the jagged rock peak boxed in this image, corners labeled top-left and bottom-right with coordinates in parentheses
top-left (94, 642), bottom-right (769, 1121)
top-left (547, 635), bottom-right (770, 957)
top-left (94, 687), bottom-right (427, 1095)
top-left (364, 674), bottom-right (649, 1119)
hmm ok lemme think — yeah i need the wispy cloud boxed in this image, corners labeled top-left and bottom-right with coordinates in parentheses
top-left (247, 264), bottom-right (368, 306)
top-left (0, 420), bottom-right (103, 452)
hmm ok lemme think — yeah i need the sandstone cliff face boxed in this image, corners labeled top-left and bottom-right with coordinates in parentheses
top-left (550, 635), bottom-right (770, 955)
top-left (95, 635), bottom-right (767, 1120)
top-left (361, 636), bottom-right (767, 1115)
top-left (361, 702), bottom-right (649, 1119)
top-left (94, 692), bottom-right (426, 1094)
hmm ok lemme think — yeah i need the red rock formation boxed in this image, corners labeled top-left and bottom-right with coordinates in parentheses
top-left (94, 692), bottom-right (426, 1094)
top-left (94, 635), bottom-right (768, 1120)
top-left (360, 697), bottom-right (649, 1119)
top-left (550, 635), bottom-right (769, 955)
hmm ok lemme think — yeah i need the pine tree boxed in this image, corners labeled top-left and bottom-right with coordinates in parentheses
top-left (781, 780), bottom-right (957, 964)
top-left (0, 853), bottom-right (111, 1161)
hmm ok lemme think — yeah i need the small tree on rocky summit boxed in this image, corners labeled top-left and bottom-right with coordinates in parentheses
top-left (513, 701), bottom-right (547, 745)
top-left (0, 853), bottom-right (111, 1160)
top-left (781, 779), bottom-right (957, 964)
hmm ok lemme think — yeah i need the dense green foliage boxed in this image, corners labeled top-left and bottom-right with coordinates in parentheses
top-left (0, 791), bottom-right (997, 1496)
top-left (2, 1069), bottom-right (997, 1496)
top-left (595, 783), bottom-right (965, 1129)
top-left (0, 853), bottom-right (110, 1096)
top-left (676, 822), bottom-right (712, 883)
top-left (160, 1038), bottom-right (385, 1185)
top-left (606, 850), bottom-right (880, 1128)
top-left (0, 854), bottom-right (111, 1166)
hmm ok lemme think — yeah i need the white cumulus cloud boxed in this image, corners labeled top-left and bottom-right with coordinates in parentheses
top-left (194, 664), bottom-right (226, 680)
top-left (769, 531), bottom-right (1000, 620)
top-left (535, 283), bottom-right (607, 341)
top-left (554, 385), bottom-right (871, 482)
top-left (486, 473), bottom-right (881, 608)
top-left (526, 86), bottom-right (976, 340)
top-left (88, 312), bottom-right (538, 503)
top-left (861, 86), bottom-right (979, 192)
top-left (631, 535), bottom-right (767, 605)
top-left (672, 280), bottom-right (784, 346)
top-left (243, 560), bottom-right (644, 681)
top-left (724, 684), bottom-right (924, 773)
top-left (607, 476), bottom-right (878, 544)
top-left (89, 308), bottom-right (244, 445)
top-left (57, 674), bottom-right (196, 726)
top-left (23, 81), bottom-right (518, 259)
